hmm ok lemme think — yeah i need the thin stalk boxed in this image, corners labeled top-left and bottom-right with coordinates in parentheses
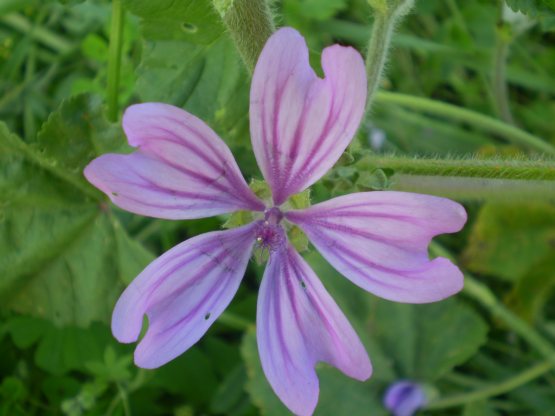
top-left (106, 0), bottom-right (125, 122)
top-left (374, 91), bottom-right (555, 154)
top-left (0, 14), bottom-right (73, 54)
top-left (493, 0), bottom-right (515, 125)
top-left (213, 0), bottom-right (275, 72)
top-left (426, 359), bottom-right (555, 409)
top-left (365, 0), bottom-right (414, 110)
top-left (24, 46), bottom-right (36, 141)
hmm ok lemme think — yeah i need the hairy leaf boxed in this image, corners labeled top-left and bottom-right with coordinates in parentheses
top-left (0, 96), bottom-right (153, 326)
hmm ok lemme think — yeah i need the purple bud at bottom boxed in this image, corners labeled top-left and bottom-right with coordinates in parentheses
top-left (384, 381), bottom-right (428, 416)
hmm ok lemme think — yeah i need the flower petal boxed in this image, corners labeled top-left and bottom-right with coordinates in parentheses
top-left (257, 244), bottom-right (372, 416)
top-left (286, 192), bottom-right (467, 303)
top-left (250, 28), bottom-right (367, 205)
top-left (84, 103), bottom-right (264, 219)
top-left (112, 223), bottom-right (257, 369)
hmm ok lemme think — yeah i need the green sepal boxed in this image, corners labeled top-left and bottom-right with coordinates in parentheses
top-left (249, 179), bottom-right (272, 201)
top-left (252, 246), bottom-right (270, 265)
top-left (356, 168), bottom-right (391, 191)
top-left (222, 210), bottom-right (254, 229)
top-left (288, 189), bottom-right (311, 210)
top-left (289, 226), bottom-right (309, 253)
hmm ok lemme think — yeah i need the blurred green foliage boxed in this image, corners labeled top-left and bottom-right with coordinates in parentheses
top-left (1, 0), bottom-right (555, 415)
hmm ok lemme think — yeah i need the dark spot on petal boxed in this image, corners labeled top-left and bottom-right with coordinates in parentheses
top-left (300, 281), bottom-right (306, 289)
top-left (111, 192), bottom-right (118, 197)
top-left (204, 312), bottom-right (211, 320)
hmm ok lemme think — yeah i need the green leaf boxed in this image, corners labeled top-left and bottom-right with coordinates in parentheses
top-left (463, 400), bottom-right (499, 416)
top-left (506, 255), bottom-right (555, 322)
top-left (368, 298), bottom-right (488, 381)
top-left (32, 94), bottom-right (124, 180)
top-left (34, 322), bottom-right (115, 375)
top-left (123, 0), bottom-right (224, 44)
top-left (210, 365), bottom-right (249, 415)
top-left (284, 0), bottom-right (348, 21)
top-left (136, 37), bottom-right (244, 125)
top-left (506, 0), bottom-right (555, 17)
top-left (8, 316), bottom-right (49, 348)
top-left (129, 0), bottom-right (252, 152)
top-left (0, 96), bottom-right (153, 326)
top-left (150, 348), bottom-right (219, 407)
top-left (8, 316), bottom-right (117, 375)
top-left (463, 203), bottom-right (555, 282)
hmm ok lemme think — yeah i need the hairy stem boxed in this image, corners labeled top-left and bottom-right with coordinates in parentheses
top-left (374, 91), bottom-right (555, 154)
top-left (365, 12), bottom-right (394, 107)
top-left (107, 0), bottom-right (124, 122)
top-left (364, 154), bottom-right (555, 180)
top-left (365, 0), bottom-right (414, 109)
top-left (213, 0), bottom-right (275, 72)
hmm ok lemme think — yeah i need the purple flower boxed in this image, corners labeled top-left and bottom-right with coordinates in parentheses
top-left (384, 381), bottom-right (428, 416)
top-left (84, 28), bottom-right (466, 416)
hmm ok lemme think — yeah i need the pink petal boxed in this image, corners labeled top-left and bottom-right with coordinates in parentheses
top-left (84, 103), bottom-right (264, 219)
top-left (286, 192), bottom-right (467, 303)
top-left (257, 244), bottom-right (372, 416)
top-left (250, 28), bottom-right (367, 205)
top-left (112, 223), bottom-right (257, 369)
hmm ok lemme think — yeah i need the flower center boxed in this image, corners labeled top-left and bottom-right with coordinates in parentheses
top-left (254, 208), bottom-right (285, 251)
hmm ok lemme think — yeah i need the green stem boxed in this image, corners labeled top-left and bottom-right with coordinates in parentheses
top-left (24, 45), bottom-right (36, 141)
top-left (374, 91), bottom-right (555, 154)
top-left (365, 0), bottom-right (414, 109)
top-left (389, 175), bottom-right (555, 202)
top-left (364, 154), bottom-right (555, 180)
top-left (365, 12), bottom-right (394, 107)
top-left (0, 14), bottom-right (73, 54)
top-left (426, 359), bottom-right (555, 409)
top-left (493, 1), bottom-right (515, 125)
top-left (107, 0), bottom-right (125, 122)
top-left (213, 0), bottom-right (275, 72)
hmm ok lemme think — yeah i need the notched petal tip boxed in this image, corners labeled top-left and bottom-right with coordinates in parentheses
top-left (112, 225), bottom-right (257, 370)
top-left (427, 257), bottom-right (465, 301)
top-left (250, 26), bottom-right (367, 205)
top-left (287, 192), bottom-right (467, 304)
top-left (111, 285), bottom-right (146, 345)
top-left (257, 244), bottom-right (371, 415)
top-left (83, 154), bottom-right (119, 201)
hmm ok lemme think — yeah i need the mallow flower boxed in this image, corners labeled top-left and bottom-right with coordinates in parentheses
top-left (84, 27), bottom-right (466, 416)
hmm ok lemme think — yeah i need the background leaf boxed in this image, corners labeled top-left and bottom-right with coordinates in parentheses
top-left (0, 96), bottom-right (153, 326)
